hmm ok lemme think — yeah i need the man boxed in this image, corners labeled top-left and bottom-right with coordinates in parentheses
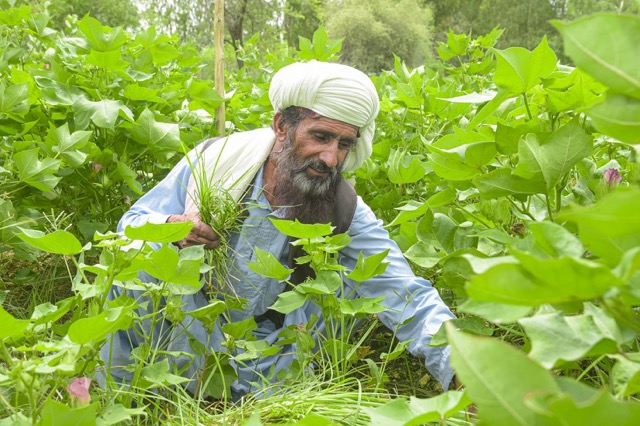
top-left (101, 61), bottom-right (456, 399)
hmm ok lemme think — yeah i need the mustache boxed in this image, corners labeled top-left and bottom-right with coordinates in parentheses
top-left (293, 160), bottom-right (338, 176)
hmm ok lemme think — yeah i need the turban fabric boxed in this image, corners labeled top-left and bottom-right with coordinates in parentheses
top-left (269, 60), bottom-right (380, 172)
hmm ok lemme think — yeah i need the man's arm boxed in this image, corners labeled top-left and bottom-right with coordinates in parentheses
top-left (340, 197), bottom-right (457, 390)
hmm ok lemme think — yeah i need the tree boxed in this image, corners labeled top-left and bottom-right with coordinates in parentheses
top-left (42, 0), bottom-right (140, 30)
top-left (325, 0), bottom-right (435, 73)
top-left (283, 0), bottom-right (325, 48)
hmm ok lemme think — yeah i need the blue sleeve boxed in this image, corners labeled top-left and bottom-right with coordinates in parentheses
top-left (340, 197), bottom-right (456, 390)
top-left (117, 155), bottom-right (194, 232)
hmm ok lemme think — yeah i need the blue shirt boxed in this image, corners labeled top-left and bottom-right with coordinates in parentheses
top-left (104, 143), bottom-right (456, 395)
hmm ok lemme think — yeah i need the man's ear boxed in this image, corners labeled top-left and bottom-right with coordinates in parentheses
top-left (273, 112), bottom-right (287, 140)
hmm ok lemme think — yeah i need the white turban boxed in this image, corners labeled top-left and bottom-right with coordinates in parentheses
top-left (269, 60), bottom-right (380, 172)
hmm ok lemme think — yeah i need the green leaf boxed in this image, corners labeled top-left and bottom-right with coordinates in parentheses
top-left (611, 353), bottom-right (640, 397)
top-left (131, 109), bottom-right (181, 160)
top-left (416, 213), bottom-right (457, 254)
top-left (458, 299), bottom-right (532, 323)
top-left (140, 245), bottom-right (203, 289)
top-left (72, 97), bottom-right (134, 130)
top-left (123, 84), bottom-right (165, 103)
top-left (86, 49), bottom-right (129, 71)
top-left (365, 391), bottom-right (471, 426)
top-left (124, 221), bottom-right (193, 243)
top-left (222, 317), bottom-right (257, 340)
top-left (45, 122), bottom-right (92, 168)
top-left (16, 228), bottom-right (83, 255)
top-left (77, 14), bottom-right (128, 51)
top-left (526, 377), bottom-right (640, 425)
top-left (558, 188), bottom-right (640, 264)
top-left (13, 148), bottom-right (61, 191)
top-left (528, 221), bottom-right (584, 258)
top-left (447, 324), bottom-right (560, 426)
top-left (270, 291), bottom-right (307, 314)
top-left (116, 161), bottom-right (143, 195)
top-left (140, 359), bottom-right (191, 387)
top-left (404, 240), bottom-right (440, 269)
top-left (346, 249), bottom-right (389, 282)
top-left (473, 168), bottom-right (546, 199)
top-left (493, 36), bottom-right (557, 94)
top-left (340, 296), bottom-right (386, 316)
top-left (588, 94), bottom-right (640, 143)
top-left (68, 305), bottom-right (133, 344)
top-left (0, 82), bottom-right (29, 115)
top-left (97, 404), bottom-right (146, 426)
top-left (553, 14), bottom-right (640, 100)
top-left (514, 119), bottom-right (593, 190)
top-left (431, 317), bottom-right (493, 347)
top-left (0, 306), bottom-right (30, 340)
top-left (270, 218), bottom-right (333, 239)
top-left (38, 399), bottom-right (98, 426)
top-left (247, 247), bottom-right (293, 280)
top-left (388, 149), bottom-right (426, 184)
top-left (466, 254), bottom-right (623, 306)
top-left (519, 304), bottom-right (627, 369)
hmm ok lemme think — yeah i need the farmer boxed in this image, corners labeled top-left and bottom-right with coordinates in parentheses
top-left (100, 61), bottom-right (457, 399)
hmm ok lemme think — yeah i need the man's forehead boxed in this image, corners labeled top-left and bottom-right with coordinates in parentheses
top-left (299, 115), bottom-right (359, 138)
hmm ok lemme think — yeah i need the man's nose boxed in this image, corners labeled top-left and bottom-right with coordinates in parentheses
top-left (318, 142), bottom-right (339, 168)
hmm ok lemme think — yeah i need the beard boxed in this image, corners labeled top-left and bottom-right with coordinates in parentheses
top-left (270, 133), bottom-right (342, 224)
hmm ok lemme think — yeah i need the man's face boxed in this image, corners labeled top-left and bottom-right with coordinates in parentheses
top-left (276, 116), bottom-right (358, 197)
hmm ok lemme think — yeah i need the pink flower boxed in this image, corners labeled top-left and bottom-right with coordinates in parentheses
top-left (67, 377), bottom-right (91, 406)
top-left (603, 168), bottom-right (622, 189)
top-left (91, 162), bottom-right (103, 172)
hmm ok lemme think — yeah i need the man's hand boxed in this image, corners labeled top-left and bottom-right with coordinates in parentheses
top-left (167, 212), bottom-right (221, 249)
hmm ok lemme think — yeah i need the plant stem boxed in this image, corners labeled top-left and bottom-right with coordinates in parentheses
top-left (522, 93), bottom-right (533, 120)
top-left (544, 193), bottom-right (554, 222)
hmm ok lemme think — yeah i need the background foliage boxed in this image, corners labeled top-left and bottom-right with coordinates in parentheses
top-left (2, 0), bottom-right (640, 425)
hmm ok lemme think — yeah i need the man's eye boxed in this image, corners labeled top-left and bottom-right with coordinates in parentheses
top-left (314, 134), bottom-right (329, 142)
top-left (339, 141), bottom-right (353, 151)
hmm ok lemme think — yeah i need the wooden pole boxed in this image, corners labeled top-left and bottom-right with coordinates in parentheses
top-left (214, 0), bottom-right (225, 136)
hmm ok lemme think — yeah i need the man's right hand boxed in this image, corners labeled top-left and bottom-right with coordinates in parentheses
top-left (167, 212), bottom-right (221, 250)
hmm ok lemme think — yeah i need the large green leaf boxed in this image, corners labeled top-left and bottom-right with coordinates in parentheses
top-left (0, 82), bottom-right (29, 116)
top-left (139, 245), bottom-right (203, 289)
top-left (387, 149), bottom-right (426, 184)
top-left (72, 97), bottom-right (134, 130)
top-left (124, 221), bottom-right (193, 243)
top-left (247, 246), bottom-right (293, 281)
top-left (130, 109), bottom-right (181, 160)
top-left (85, 49), bottom-right (129, 71)
top-left (68, 305), bottom-right (133, 344)
top-left (77, 14), bottom-right (128, 52)
top-left (611, 353), bottom-right (640, 397)
top-left (553, 14), bottom-right (640, 100)
top-left (528, 221), bottom-right (584, 259)
top-left (519, 304), bottom-right (630, 369)
top-left (345, 249), bottom-right (389, 282)
top-left (473, 168), bottom-right (546, 199)
top-left (514, 119), bottom-right (592, 191)
top-left (16, 228), bottom-right (83, 255)
top-left (466, 254), bottom-right (623, 306)
top-left (44, 122), bottom-right (92, 168)
top-left (447, 324), bottom-right (560, 426)
top-left (38, 399), bottom-right (98, 426)
top-left (0, 306), bottom-right (30, 340)
top-left (270, 219), bottom-right (332, 239)
top-left (559, 188), bottom-right (640, 264)
top-left (526, 377), bottom-right (640, 425)
top-left (588, 94), bottom-right (640, 144)
top-left (493, 36), bottom-right (557, 95)
top-left (13, 148), bottom-right (61, 191)
top-left (365, 392), bottom-right (471, 426)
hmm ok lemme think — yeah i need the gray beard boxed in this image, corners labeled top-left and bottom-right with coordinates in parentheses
top-left (270, 134), bottom-right (342, 224)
